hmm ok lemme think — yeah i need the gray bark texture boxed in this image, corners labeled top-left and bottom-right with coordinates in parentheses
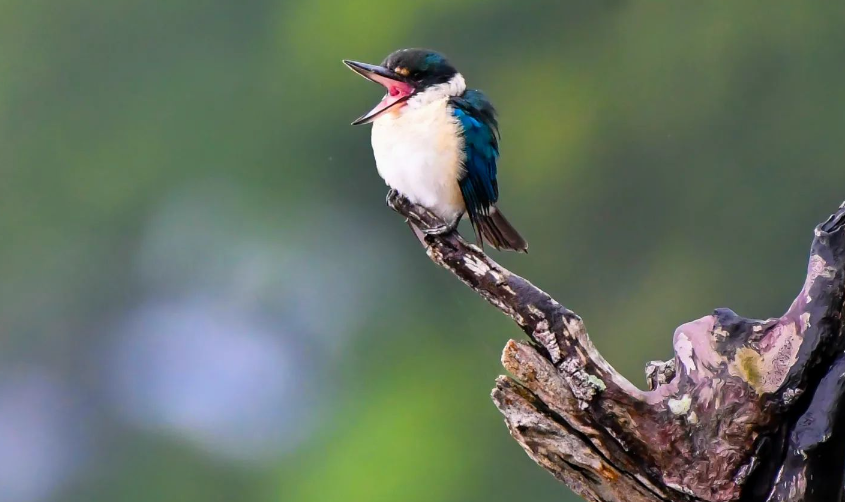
top-left (388, 192), bottom-right (845, 502)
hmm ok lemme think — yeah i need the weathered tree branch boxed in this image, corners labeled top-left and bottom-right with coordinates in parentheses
top-left (388, 192), bottom-right (845, 502)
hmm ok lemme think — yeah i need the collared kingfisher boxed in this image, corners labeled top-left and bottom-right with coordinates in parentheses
top-left (343, 48), bottom-right (528, 253)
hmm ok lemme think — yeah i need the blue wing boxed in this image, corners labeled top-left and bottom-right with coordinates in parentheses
top-left (450, 90), bottom-right (500, 231)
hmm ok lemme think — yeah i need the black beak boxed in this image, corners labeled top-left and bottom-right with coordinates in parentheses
top-left (343, 60), bottom-right (417, 125)
top-left (343, 60), bottom-right (406, 85)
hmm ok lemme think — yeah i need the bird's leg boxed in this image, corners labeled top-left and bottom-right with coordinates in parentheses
top-left (422, 213), bottom-right (461, 236)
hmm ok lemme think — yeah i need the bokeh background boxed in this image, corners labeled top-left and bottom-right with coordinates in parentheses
top-left (2, 2), bottom-right (845, 501)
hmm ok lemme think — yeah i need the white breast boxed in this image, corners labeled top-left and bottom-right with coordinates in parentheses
top-left (370, 79), bottom-right (467, 223)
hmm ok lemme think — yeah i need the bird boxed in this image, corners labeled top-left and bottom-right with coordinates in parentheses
top-left (343, 48), bottom-right (528, 253)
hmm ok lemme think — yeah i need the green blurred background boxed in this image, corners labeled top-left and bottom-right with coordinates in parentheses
top-left (1, 1), bottom-right (844, 501)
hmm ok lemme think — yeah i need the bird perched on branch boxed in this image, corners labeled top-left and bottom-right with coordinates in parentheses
top-left (343, 48), bottom-right (528, 252)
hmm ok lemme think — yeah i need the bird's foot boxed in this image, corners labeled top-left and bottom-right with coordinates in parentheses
top-left (422, 215), bottom-right (460, 236)
top-left (385, 188), bottom-right (459, 237)
top-left (385, 188), bottom-right (401, 212)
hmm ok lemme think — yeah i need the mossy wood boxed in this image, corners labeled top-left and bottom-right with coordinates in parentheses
top-left (389, 192), bottom-right (845, 502)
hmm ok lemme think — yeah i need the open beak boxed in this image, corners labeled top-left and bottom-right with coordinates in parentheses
top-left (343, 60), bottom-right (417, 125)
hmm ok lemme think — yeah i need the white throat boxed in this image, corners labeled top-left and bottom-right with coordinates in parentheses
top-left (406, 73), bottom-right (466, 109)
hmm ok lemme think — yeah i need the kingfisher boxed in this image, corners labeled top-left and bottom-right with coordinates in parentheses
top-left (343, 48), bottom-right (528, 252)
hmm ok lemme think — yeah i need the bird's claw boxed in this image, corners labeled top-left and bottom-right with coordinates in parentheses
top-left (386, 188), bottom-right (401, 211)
top-left (422, 217), bottom-right (460, 236)
top-left (422, 224), bottom-right (451, 236)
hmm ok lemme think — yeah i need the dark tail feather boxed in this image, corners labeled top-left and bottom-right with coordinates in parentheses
top-left (472, 207), bottom-right (528, 253)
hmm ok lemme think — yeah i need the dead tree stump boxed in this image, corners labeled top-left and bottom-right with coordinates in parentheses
top-left (388, 192), bottom-right (845, 502)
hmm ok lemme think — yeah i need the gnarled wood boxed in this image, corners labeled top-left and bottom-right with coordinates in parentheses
top-left (388, 192), bottom-right (845, 502)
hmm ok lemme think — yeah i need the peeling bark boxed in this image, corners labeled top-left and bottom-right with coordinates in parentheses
top-left (388, 193), bottom-right (845, 502)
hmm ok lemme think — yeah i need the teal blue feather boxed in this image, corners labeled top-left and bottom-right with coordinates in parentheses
top-left (450, 90), bottom-right (500, 225)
